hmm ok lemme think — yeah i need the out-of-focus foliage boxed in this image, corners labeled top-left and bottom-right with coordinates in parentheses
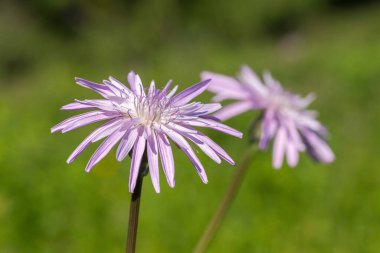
top-left (1, 0), bottom-right (380, 252)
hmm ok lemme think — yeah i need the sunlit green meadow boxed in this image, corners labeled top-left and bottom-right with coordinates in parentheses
top-left (0, 1), bottom-right (380, 252)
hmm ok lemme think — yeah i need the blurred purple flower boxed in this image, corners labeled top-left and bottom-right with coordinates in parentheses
top-left (202, 66), bottom-right (335, 168)
top-left (52, 71), bottom-right (242, 193)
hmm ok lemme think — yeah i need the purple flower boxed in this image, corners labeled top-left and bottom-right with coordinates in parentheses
top-left (201, 66), bottom-right (335, 169)
top-left (52, 71), bottom-right (242, 193)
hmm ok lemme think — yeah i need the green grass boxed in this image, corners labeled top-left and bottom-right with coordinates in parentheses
top-left (1, 1), bottom-right (380, 252)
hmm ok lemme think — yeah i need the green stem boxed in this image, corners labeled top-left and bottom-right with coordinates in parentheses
top-left (193, 145), bottom-right (257, 253)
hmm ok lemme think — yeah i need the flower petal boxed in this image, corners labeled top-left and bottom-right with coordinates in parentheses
top-left (116, 127), bottom-right (138, 161)
top-left (147, 131), bottom-right (160, 193)
top-left (201, 71), bottom-right (250, 102)
top-left (213, 101), bottom-right (253, 121)
top-left (85, 129), bottom-right (125, 172)
top-left (67, 119), bottom-right (123, 163)
top-left (161, 126), bottom-right (208, 183)
top-left (75, 77), bottom-right (114, 98)
top-left (273, 127), bottom-right (287, 169)
top-left (302, 129), bottom-right (335, 163)
top-left (182, 118), bottom-right (243, 138)
top-left (157, 132), bottom-right (175, 188)
top-left (171, 79), bottom-right (211, 106)
top-left (238, 65), bottom-right (268, 97)
top-left (129, 128), bottom-right (146, 193)
top-left (51, 111), bottom-right (115, 133)
top-left (182, 132), bottom-right (222, 164)
top-left (196, 133), bottom-right (235, 165)
top-left (286, 140), bottom-right (299, 167)
top-left (61, 102), bottom-right (95, 110)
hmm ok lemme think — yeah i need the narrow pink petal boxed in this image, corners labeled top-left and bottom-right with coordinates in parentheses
top-left (182, 147), bottom-right (208, 184)
top-left (92, 119), bottom-right (129, 143)
top-left (116, 128), bottom-right (138, 161)
top-left (161, 126), bottom-right (208, 183)
top-left (127, 71), bottom-right (136, 88)
top-left (108, 76), bottom-right (132, 95)
top-left (167, 85), bottom-right (178, 98)
top-left (183, 118), bottom-right (243, 138)
top-left (51, 111), bottom-right (106, 133)
top-left (259, 109), bottom-right (277, 149)
top-left (285, 120), bottom-right (305, 151)
top-left (273, 127), bottom-right (287, 169)
top-left (148, 80), bottom-right (156, 96)
top-left (147, 131), bottom-right (160, 193)
top-left (295, 93), bottom-right (316, 108)
top-left (129, 128), bottom-right (146, 193)
top-left (238, 65), bottom-right (268, 96)
top-left (157, 132), bottom-right (175, 188)
top-left (201, 71), bottom-right (250, 102)
top-left (286, 140), bottom-right (299, 167)
top-left (302, 130), bottom-right (335, 163)
top-left (61, 102), bottom-right (95, 110)
top-left (171, 79), bottom-right (211, 106)
top-left (74, 99), bottom-right (116, 112)
top-left (130, 74), bottom-right (145, 96)
top-left (196, 133), bottom-right (235, 165)
top-left (160, 125), bottom-right (190, 149)
top-left (61, 112), bottom-right (117, 133)
top-left (187, 103), bottom-right (222, 116)
top-left (263, 71), bottom-right (282, 90)
top-left (67, 119), bottom-right (123, 163)
top-left (167, 123), bottom-right (198, 134)
top-left (213, 101), bottom-right (253, 121)
top-left (85, 129), bottom-right (125, 172)
top-left (182, 132), bottom-right (221, 164)
top-left (296, 115), bottom-right (325, 133)
top-left (75, 77), bottom-right (113, 98)
top-left (161, 80), bottom-right (173, 94)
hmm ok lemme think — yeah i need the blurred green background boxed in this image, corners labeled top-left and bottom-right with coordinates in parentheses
top-left (1, 0), bottom-right (380, 252)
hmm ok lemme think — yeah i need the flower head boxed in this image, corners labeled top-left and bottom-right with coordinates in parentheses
top-left (52, 71), bottom-right (242, 193)
top-left (202, 66), bottom-right (335, 168)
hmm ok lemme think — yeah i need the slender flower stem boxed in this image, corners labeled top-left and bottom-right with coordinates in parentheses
top-left (193, 144), bottom-right (257, 253)
top-left (126, 162), bottom-right (147, 253)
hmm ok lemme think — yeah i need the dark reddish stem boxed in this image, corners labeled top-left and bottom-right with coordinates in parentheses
top-left (126, 162), bottom-right (147, 253)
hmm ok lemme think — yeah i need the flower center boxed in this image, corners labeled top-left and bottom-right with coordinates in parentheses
top-left (135, 96), bottom-right (164, 126)
top-left (268, 93), bottom-right (291, 110)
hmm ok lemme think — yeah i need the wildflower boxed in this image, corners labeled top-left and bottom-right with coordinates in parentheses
top-left (202, 66), bottom-right (334, 168)
top-left (52, 71), bottom-right (242, 192)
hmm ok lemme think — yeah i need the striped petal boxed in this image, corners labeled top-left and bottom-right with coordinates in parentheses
top-left (129, 128), bottom-right (146, 193)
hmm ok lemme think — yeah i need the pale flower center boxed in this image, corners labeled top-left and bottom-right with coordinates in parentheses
top-left (266, 92), bottom-right (295, 113)
top-left (118, 94), bottom-right (178, 127)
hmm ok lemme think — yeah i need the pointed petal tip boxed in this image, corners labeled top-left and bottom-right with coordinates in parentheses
top-left (200, 71), bottom-right (213, 80)
top-left (74, 77), bottom-right (85, 83)
top-left (154, 187), bottom-right (161, 193)
top-left (128, 183), bottom-right (135, 193)
top-left (85, 163), bottom-right (93, 173)
top-left (201, 78), bottom-right (212, 86)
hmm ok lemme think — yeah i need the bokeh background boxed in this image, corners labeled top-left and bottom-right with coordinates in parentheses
top-left (1, 0), bottom-right (380, 252)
